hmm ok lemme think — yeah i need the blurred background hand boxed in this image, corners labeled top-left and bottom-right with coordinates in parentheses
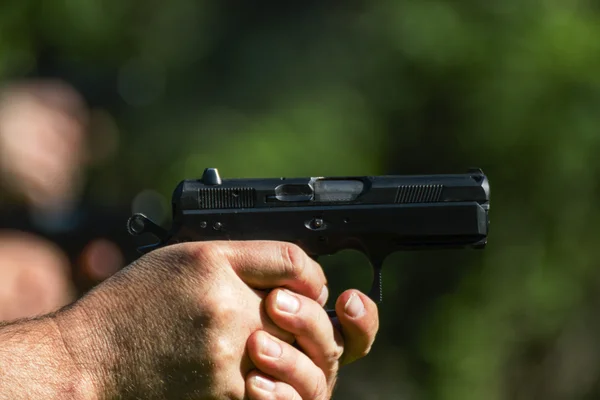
top-left (0, 80), bottom-right (126, 320)
top-left (0, 231), bottom-right (75, 321)
top-left (0, 80), bottom-right (89, 212)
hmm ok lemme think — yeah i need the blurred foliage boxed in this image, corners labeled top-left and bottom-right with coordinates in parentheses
top-left (3, 0), bottom-right (600, 399)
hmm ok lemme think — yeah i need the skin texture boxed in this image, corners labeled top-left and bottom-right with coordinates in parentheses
top-left (0, 80), bottom-right (379, 397)
top-left (245, 289), bottom-right (378, 400)
top-left (33, 240), bottom-right (379, 399)
top-left (0, 231), bottom-right (76, 321)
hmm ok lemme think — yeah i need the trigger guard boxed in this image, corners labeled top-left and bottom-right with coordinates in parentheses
top-left (309, 251), bottom-right (383, 318)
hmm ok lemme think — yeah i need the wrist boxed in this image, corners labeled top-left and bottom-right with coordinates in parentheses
top-left (52, 298), bottom-right (116, 400)
top-left (49, 312), bottom-right (101, 400)
top-left (0, 315), bottom-right (98, 400)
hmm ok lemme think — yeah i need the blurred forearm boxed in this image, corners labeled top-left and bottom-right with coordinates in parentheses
top-left (0, 317), bottom-right (98, 400)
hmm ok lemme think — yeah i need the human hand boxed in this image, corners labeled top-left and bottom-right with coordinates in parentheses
top-left (245, 289), bottom-right (379, 399)
top-left (55, 241), bottom-right (335, 399)
top-left (0, 80), bottom-right (89, 210)
top-left (0, 231), bottom-right (75, 322)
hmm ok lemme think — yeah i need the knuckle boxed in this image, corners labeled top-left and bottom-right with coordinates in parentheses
top-left (281, 243), bottom-right (306, 279)
top-left (200, 340), bottom-right (246, 399)
top-left (186, 241), bottom-right (222, 265)
top-left (144, 243), bottom-right (200, 276)
top-left (201, 290), bottom-right (261, 333)
top-left (203, 292), bottom-right (241, 325)
top-left (323, 344), bottom-right (345, 365)
top-left (222, 386), bottom-right (246, 400)
top-left (215, 377), bottom-right (246, 400)
top-left (207, 336), bottom-right (239, 372)
top-left (168, 242), bottom-right (228, 284)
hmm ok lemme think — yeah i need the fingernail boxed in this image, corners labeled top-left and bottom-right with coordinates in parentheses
top-left (253, 375), bottom-right (276, 392)
top-left (344, 293), bottom-right (365, 318)
top-left (276, 290), bottom-right (300, 314)
top-left (317, 285), bottom-right (329, 306)
top-left (260, 335), bottom-right (282, 358)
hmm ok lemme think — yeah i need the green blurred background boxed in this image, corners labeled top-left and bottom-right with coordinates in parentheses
top-left (3, 0), bottom-right (600, 399)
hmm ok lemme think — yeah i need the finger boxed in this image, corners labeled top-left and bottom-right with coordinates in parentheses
top-left (215, 241), bottom-right (328, 305)
top-left (28, 117), bottom-right (84, 155)
top-left (334, 289), bottom-right (379, 365)
top-left (14, 164), bottom-right (78, 204)
top-left (7, 144), bottom-right (79, 186)
top-left (265, 288), bottom-right (343, 379)
top-left (247, 330), bottom-right (330, 400)
top-left (6, 164), bottom-right (71, 203)
top-left (257, 296), bottom-right (295, 345)
top-left (14, 151), bottom-right (78, 185)
top-left (246, 370), bottom-right (301, 400)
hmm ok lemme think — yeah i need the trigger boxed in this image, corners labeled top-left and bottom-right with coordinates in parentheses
top-left (325, 259), bottom-right (382, 319)
top-left (368, 259), bottom-right (383, 304)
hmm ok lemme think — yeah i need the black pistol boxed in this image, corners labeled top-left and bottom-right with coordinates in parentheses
top-left (127, 168), bottom-right (490, 316)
